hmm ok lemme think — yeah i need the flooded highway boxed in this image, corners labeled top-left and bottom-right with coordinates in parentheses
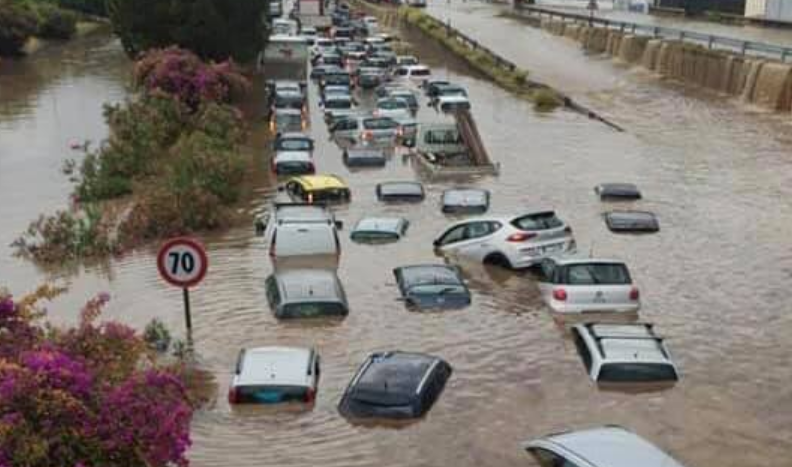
top-left (2, 14), bottom-right (792, 467)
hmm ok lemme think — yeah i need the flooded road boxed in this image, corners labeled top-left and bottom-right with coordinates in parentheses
top-left (1, 16), bottom-right (792, 467)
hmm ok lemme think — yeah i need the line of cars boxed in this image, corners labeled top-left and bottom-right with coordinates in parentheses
top-left (244, 4), bottom-right (689, 465)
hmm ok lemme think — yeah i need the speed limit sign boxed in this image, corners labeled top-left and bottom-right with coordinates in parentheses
top-left (157, 237), bottom-right (208, 288)
top-left (157, 237), bottom-right (208, 335)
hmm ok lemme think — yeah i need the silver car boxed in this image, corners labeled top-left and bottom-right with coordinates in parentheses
top-left (433, 211), bottom-right (576, 269)
top-left (538, 257), bottom-right (640, 314)
top-left (524, 426), bottom-right (689, 467)
top-left (330, 115), bottom-right (401, 147)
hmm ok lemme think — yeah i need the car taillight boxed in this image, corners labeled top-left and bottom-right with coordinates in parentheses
top-left (629, 287), bottom-right (640, 301)
top-left (228, 387), bottom-right (239, 404)
top-left (269, 121), bottom-right (275, 132)
top-left (271, 160), bottom-right (277, 173)
top-left (396, 127), bottom-right (404, 137)
top-left (304, 387), bottom-right (316, 403)
top-left (552, 288), bottom-right (567, 301)
top-left (363, 130), bottom-right (373, 140)
top-left (564, 226), bottom-right (573, 234)
top-left (507, 232), bottom-right (537, 242)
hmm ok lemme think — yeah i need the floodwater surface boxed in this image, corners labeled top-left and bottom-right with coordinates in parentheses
top-left (1, 16), bottom-right (791, 467)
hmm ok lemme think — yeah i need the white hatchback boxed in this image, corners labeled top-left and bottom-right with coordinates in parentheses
top-left (538, 257), bottom-right (640, 314)
top-left (228, 346), bottom-right (320, 405)
top-left (433, 211), bottom-right (576, 269)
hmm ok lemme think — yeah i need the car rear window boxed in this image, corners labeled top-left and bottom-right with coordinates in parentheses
top-left (274, 95), bottom-right (303, 108)
top-left (411, 69), bottom-right (430, 76)
top-left (511, 212), bottom-right (563, 231)
top-left (351, 231), bottom-right (399, 242)
top-left (235, 385), bottom-right (308, 403)
top-left (281, 302), bottom-right (347, 318)
top-left (564, 263), bottom-right (631, 285)
top-left (277, 139), bottom-right (313, 151)
top-left (313, 188), bottom-right (350, 202)
top-left (364, 118), bottom-right (398, 130)
top-left (379, 100), bottom-right (407, 110)
top-left (598, 363), bottom-right (678, 382)
top-left (276, 114), bottom-right (302, 126)
top-left (325, 99), bottom-right (351, 109)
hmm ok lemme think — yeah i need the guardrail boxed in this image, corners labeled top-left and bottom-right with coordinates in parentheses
top-left (514, 3), bottom-right (792, 62)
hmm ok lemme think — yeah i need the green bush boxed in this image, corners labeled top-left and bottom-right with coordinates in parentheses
top-left (36, 3), bottom-right (77, 40)
top-left (0, 0), bottom-right (38, 55)
top-left (58, 0), bottom-right (106, 16)
top-left (532, 88), bottom-right (564, 112)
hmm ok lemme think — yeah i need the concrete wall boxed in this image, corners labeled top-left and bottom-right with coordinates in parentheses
top-left (538, 19), bottom-right (792, 111)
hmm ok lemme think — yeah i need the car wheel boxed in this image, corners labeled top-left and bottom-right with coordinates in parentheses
top-left (483, 253), bottom-right (512, 270)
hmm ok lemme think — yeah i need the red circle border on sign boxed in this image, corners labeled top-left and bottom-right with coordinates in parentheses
top-left (156, 237), bottom-right (209, 288)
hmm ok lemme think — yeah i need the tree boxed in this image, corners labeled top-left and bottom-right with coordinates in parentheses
top-left (107, 0), bottom-right (268, 62)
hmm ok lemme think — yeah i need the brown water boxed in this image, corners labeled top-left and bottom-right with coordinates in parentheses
top-left (1, 19), bottom-right (792, 467)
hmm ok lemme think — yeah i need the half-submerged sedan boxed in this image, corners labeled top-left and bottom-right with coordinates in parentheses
top-left (338, 351), bottom-right (452, 420)
top-left (394, 264), bottom-right (471, 310)
top-left (350, 217), bottom-right (409, 243)
top-left (228, 346), bottom-right (320, 405)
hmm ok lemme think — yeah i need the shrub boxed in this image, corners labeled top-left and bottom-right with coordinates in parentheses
top-left (58, 0), bottom-right (107, 16)
top-left (0, 0), bottom-right (38, 56)
top-left (36, 3), bottom-right (77, 40)
top-left (133, 47), bottom-right (250, 110)
top-left (0, 288), bottom-right (194, 467)
top-left (532, 87), bottom-right (564, 112)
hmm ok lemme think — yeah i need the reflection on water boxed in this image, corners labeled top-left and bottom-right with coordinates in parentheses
top-left (0, 16), bottom-right (791, 467)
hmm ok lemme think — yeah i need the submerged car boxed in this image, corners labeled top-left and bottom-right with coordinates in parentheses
top-left (595, 182), bottom-right (642, 200)
top-left (572, 323), bottom-right (680, 384)
top-left (330, 115), bottom-right (401, 147)
top-left (271, 108), bottom-right (306, 134)
top-left (376, 181), bottom-right (425, 202)
top-left (604, 211), bottom-right (660, 233)
top-left (350, 217), bottom-right (409, 243)
top-left (343, 147), bottom-right (387, 167)
top-left (265, 269), bottom-right (349, 319)
top-left (394, 264), bottom-right (471, 310)
top-left (274, 132), bottom-right (314, 152)
top-left (538, 258), bottom-right (640, 314)
top-left (524, 426), bottom-right (689, 467)
top-left (441, 189), bottom-right (490, 214)
top-left (228, 346), bottom-right (320, 405)
top-left (433, 211), bottom-right (576, 269)
top-left (338, 351), bottom-right (452, 420)
top-left (283, 175), bottom-right (351, 204)
top-left (272, 150), bottom-right (315, 176)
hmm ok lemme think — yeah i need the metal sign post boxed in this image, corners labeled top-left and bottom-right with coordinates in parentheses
top-left (157, 237), bottom-right (208, 337)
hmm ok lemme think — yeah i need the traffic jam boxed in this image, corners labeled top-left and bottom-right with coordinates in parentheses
top-left (250, 2), bottom-right (683, 465)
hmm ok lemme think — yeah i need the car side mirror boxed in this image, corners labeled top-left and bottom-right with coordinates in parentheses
top-left (432, 239), bottom-right (441, 248)
top-left (334, 220), bottom-right (344, 230)
top-left (277, 185), bottom-right (286, 192)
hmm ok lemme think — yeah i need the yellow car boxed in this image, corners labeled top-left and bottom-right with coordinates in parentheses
top-left (284, 175), bottom-right (351, 203)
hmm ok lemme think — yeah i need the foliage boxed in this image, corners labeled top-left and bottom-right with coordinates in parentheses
top-left (34, 2), bottom-right (77, 40)
top-left (58, 0), bottom-right (106, 16)
top-left (143, 318), bottom-right (172, 352)
top-left (531, 88), bottom-right (564, 112)
top-left (107, 0), bottom-right (268, 62)
top-left (0, 287), bottom-right (194, 467)
top-left (14, 206), bottom-right (118, 263)
top-left (133, 47), bottom-right (250, 110)
top-left (0, 0), bottom-right (38, 55)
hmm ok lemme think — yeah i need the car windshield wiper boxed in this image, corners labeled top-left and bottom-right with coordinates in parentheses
top-left (438, 287), bottom-right (459, 295)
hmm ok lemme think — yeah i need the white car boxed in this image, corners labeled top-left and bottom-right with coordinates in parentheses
top-left (392, 65), bottom-right (432, 84)
top-left (538, 257), bottom-right (640, 314)
top-left (228, 346), bottom-right (320, 404)
top-left (436, 94), bottom-right (471, 113)
top-left (433, 211), bottom-right (576, 269)
top-left (374, 97), bottom-right (412, 121)
top-left (572, 323), bottom-right (680, 384)
top-left (524, 426), bottom-right (689, 467)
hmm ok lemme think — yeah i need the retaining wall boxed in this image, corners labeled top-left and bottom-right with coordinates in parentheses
top-left (538, 19), bottom-right (792, 112)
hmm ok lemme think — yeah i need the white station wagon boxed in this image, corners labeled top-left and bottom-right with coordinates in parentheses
top-left (228, 346), bottom-right (321, 405)
top-left (524, 425), bottom-right (689, 467)
top-left (572, 323), bottom-right (680, 384)
top-left (538, 257), bottom-right (640, 314)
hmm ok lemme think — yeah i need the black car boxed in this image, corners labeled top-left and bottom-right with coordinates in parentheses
top-left (394, 264), bottom-right (471, 310)
top-left (604, 211), bottom-right (660, 233)
top-left (376, 182), bottom-right (425, 202)
top-left (343, 147), bottom-right (387, 167)
top-left (338, 351), bottom-right (452, 420)
top-left (595, 183), bottom-right (642, 200)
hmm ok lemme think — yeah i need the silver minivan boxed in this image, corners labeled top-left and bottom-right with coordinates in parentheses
top-left (330, 115), bottom-right (401, 147)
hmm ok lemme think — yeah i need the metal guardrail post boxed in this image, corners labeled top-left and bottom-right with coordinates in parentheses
top-left (653, 26), bottom-right (659, 38)
top-left (679, 31), bottom-right (685, 41)
top-left (708, 36), bottom-right (714, 49)
top-left (741, 42), bottom-right (748, 55)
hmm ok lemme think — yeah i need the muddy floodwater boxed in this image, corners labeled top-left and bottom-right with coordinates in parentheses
top-left (2, 17), bottom-right (792, 467)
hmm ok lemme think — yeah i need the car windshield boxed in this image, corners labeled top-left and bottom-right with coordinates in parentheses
top-left (235, 385), bottom-right (308, 404)
top-left (310, 188), bottom-right (349, 202)
top-left (278, 139), bottom-right (312, 151)
top-left (351, 231), bottom-right (399, 242)
top-left (274, 95), bottom-right (303, 108)
top-left (379, 100), bottom-right (407, 110)
top-left (598, 363), bottom-right (678, 382)
top-left (408, 284), bottom-right (466, 296)
top-left (276, 114), bottom-right (302, 126)
top-left (325, 99), bottom-right (351, 109)
top-left (512, 212), bottom-right (563, 231)
top-left (565, 263), bottom-right (631, 285)
top-left (281, 302), bottom-right (346, 318)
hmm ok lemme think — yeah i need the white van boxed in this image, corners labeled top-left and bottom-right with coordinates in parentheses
top-left (269, 222), bottom-right (341, 261)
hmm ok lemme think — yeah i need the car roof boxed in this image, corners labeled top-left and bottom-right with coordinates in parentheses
top-left (275, 151), bottom-right (312, 162)
top-left (276, 269), bottom-right (342, 302)
top-left (596, 183), bottom-right (641, 197)
top-left (442, 188), bottom-right (489, 205)
top-left (378, 181), bottom-right (423, 193)
top-left (578, 323), bottom-right (671, 363)
top-left (354, 217), bottom-right (405, 234)
top-left (352, 351), bottom-right (440, 395)
top-left (346, 147), bottom-right (385, 157)
top-left (237, 346), bottom-right (312, 386)
top-left (395, 264), bottom-right (463, 287)
top-left (274, 203), bottom-right (332, 222)
top-left (277, 132), bottom-right (311, 140)
top-left (275, 108), bottom-right (303, 115)
top-left (438, 95), bottom-right (470, 103)
top-left (325, 94), bottom-right (352, 101)
top-left (404, 64), bottom-right (430, 71)
top-left (290, 175), bottom-right (348, 190)
top-left (528, 426), bottom-right (686, 467)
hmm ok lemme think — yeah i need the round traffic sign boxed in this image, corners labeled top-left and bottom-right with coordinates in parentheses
top-left (157, 237), bottom-right (208, 288)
